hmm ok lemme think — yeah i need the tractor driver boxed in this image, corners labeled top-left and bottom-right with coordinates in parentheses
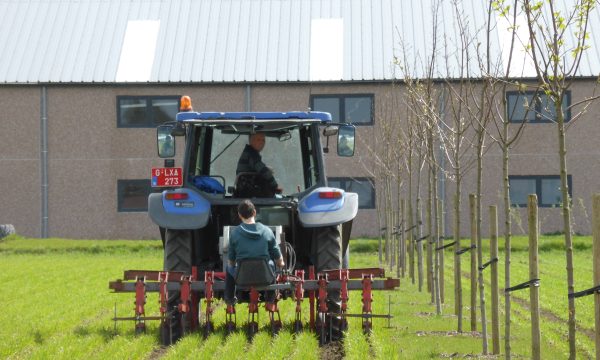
top-left (224, 199), bottom-right (285, 305)
top-left (236, 132), bottom-right (282, 197)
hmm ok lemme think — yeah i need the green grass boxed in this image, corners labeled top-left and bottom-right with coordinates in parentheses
top-left (0, 234), bottom-right (596, 359)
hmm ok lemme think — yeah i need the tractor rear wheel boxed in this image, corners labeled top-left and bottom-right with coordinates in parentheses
top-left (312, 225), bottom-right (343, 342)
top-left (312, 225), bottom-right (342, 273)
top-left (160, 229), bottom-right (193, 346)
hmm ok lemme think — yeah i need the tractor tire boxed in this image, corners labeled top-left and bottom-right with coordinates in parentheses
top-left (160, 229), bottom-right (193, 346)
top-left (342, 246), bottom-right (350, 269)
top-left (311, 225), bottom-right (344, 342)
top-left (312, 225), bottom-right (342, 273)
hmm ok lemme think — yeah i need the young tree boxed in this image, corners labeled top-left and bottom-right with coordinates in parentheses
top-left (521, 1), bottom-right (598, 357)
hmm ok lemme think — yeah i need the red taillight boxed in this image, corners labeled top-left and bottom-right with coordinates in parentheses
top-left (165, 192), bottom-right (189, 200)
top-left (318, 191), bottom-right (343, 199)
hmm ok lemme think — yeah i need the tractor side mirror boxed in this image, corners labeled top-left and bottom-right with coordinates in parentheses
top-left (337, 125), bottom-right (355, 157)
top-left (157, 125), bottom-right (176, 158)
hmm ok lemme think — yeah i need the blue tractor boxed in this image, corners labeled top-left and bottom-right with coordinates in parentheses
top-left (148, 96), bottom-right (358, 343)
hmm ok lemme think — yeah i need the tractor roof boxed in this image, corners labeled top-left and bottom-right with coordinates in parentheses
top-left (176, 111), bottom-right (332, 124)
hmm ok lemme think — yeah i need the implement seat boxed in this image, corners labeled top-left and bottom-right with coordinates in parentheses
top-left (234, 258), bottom-right (276, 288)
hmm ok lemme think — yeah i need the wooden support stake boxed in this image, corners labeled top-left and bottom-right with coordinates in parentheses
top-left (438, 199), bottom-right (445, 304)
top-left (454, 194), bottom-right (463, 332)
top-left (427, 196), bottom-right (433, 296)
top-left (593, 194), bottom-right (600, 360)
top-left (400, 199), bottom-right (406, 278)
top-left (469, 194), bottom-right (477, 331)
top-left (528, 195), bottom-right (541, 360)
top-left (490, 205), bottom-right (500, 355)
top-left (409, 199), bottom-right (415, 285)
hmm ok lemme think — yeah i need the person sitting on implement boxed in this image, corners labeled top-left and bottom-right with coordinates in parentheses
top-left (224, 199), bottom-right (285, 305)
top-left (236, 132), bottom-right (282, 197)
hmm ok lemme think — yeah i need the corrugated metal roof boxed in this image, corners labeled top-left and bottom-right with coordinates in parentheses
top-left (0, 0), bottom-right (598, 83)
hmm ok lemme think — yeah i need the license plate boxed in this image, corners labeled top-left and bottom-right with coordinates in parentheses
top-left (151, 167), bottom-right (183, 187)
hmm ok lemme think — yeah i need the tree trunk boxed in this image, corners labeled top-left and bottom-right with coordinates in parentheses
top-left (556, 101), bottom-right (576, 359)
top-left (385, 177), bottom-right (392, 267)
top-left (477, 148), bottom-right (488, 353)
top-left (490, 205), bottom-right (500, 355)
top-left (417, 196), bottom-right (424, 292)
top-left (416, 154), bottom-right (425, 292)
top-left (408, 145), bottom-right (415, 284)
top-left (502, 132), bottom-right (512, 360)
top-left (469, 194), bottom-right (478, 332)
top-left (399, 199), bottom-right (406, 278)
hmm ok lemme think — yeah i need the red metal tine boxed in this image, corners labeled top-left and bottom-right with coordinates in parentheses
top-left (158, 272), bottom-right (169, 316)
top-left (361, 274), bottom-right (374, 333)
top-left (318, 273), bottom-right (329, 314)
top-left (248, 287), bottom-right (260, 328)
top-left (134, 276), bottom-right (146, 333)
top-left (204, 271), bottom-right (214, 332)
top-left (178, 275), bottom-right (191, 313)
top-left (340, 269), bottom-right (349, 331)
top-left (190, 267), bottom-right (199, 331)
top-left (135, 276), bottom-right (146, 317)
top-left (309, 266), bottom-right (315, 330)
top-left (294, 269), bottom-right (305, 330)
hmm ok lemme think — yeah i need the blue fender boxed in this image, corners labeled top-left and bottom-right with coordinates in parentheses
top-left (148, 188), bottom-right (210, 230)
top-left (297, 187), bottom-right (358, 227)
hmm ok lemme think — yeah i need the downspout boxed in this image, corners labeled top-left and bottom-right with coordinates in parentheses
top-left (40, 86), bottom-right (48, 238)
top-left (245, 84), bottom-right (252, 111)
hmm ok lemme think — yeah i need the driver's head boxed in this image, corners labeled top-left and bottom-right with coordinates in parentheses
top-left (249, 133), bottom-right (266, 152)
top-left (238, 199), bottom-right (256, 220)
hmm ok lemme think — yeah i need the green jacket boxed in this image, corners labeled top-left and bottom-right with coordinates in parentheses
top-left (228, 222), bottom-right (282, 263)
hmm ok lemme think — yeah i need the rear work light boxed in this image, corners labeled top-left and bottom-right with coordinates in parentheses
top-left (318, 191), bottom-right (343, 199)
top-left (165, 192), bottom-right (189, 201)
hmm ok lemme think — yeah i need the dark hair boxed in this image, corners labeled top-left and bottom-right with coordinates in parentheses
top-left (238, 199), bottom-right (256, 219)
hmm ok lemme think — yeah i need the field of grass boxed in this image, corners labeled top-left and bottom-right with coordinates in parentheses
top-left (0, 234), bottom-right (596, 359)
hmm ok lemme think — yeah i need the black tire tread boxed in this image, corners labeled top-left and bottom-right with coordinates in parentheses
top-left (161, 229), bottom-right (192, 345)
top-left (313, 225), bottom-right (342, 273)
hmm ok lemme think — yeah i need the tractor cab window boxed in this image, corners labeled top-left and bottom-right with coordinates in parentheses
top-left (190, 126), bottom-right (310, 196)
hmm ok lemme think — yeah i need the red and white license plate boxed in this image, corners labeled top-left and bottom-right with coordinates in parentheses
top-left (151, 167), bottom-right (183, 187)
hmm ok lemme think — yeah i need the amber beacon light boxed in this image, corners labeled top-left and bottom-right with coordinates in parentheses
top-left (180, 95), bottom-right (193, 111)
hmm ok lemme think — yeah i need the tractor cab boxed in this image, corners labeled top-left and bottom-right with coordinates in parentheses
top-left (155, 108), bottom-right (356, 200)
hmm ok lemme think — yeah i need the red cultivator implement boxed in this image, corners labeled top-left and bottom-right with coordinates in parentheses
top-left (109, 266), bottom-right (399, 344)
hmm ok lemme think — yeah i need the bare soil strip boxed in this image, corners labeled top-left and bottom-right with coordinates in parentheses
top-left (146, 346), bottom-right (168, 360)
top-left (320, 340), bottom-right (344, 360)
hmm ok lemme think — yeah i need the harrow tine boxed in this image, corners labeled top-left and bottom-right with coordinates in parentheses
top-left (225, 304), bottom-right (236, 335)
top-left (203, 271), bottom-right (215, 338)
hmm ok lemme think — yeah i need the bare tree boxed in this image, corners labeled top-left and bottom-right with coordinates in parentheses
top-left (521, 1), bottom-right (598, 358)
top-left (487, 2), bottom-right (533, 356)
top-left (398, 1), bottom-right (445, 310)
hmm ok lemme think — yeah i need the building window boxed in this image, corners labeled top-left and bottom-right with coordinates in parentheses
top-left (310, 94), bottom-right (374, 125)
top-left (506, 91), bottom-right (571, 123)
top-left (117, 96), bottom-right (180, 128)
top-left (118, 179), bottom-right (152, 212)
top-left (509, 175), bottom-right (572, 207)
top-left (328, 177), bottom-right (376, 209)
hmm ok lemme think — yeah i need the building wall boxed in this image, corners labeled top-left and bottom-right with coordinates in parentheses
top-left (400, 80), bottom-right (600, 239)
top-left (0, 87), bottom-right (41, 237)
top-left (1, 81), bottom-right (598, 239)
